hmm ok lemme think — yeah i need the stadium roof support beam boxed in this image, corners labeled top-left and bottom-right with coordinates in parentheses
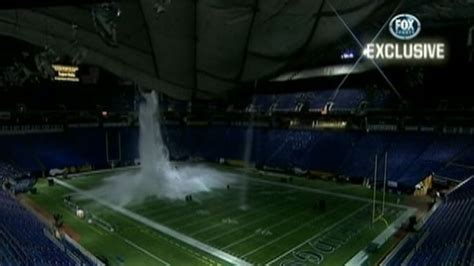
top-left (139, 0), bottom-right (162, 81)
top-left (0, 8), bottom-right (195, 100)
top-left (236, 0), bottom-right (259, 82)
top-left (6, 0), bottom-right (469, 100)
top-left (270, 61), bottom-right (378, 81)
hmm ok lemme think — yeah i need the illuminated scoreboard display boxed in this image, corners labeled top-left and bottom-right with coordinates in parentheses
top-left (52, 64), bottom-right (80, 82)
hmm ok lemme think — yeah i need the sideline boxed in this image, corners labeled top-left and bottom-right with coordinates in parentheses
top-left (121, 237), bottom-right (171, 266)
top-left (265, 204), bottom-right (370, 265)
top-left (53, 178), bottom-right (251, 266)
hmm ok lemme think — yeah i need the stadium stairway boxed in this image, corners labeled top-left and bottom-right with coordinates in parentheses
top-left (0, 190), bottom-right (76, 265)
top-left (386, 177), bottom-right (474, 265)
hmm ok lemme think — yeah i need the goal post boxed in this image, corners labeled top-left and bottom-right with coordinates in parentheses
top-left (372, 154), bottom-right (378, 223)
top-left (373, 152), bottom-right (388, 224)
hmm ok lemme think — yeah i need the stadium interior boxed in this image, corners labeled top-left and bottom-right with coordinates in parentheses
top-left (0, 0), bottom-right (473, 265)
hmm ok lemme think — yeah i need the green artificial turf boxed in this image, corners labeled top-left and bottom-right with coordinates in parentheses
top-left (27, 164), bottom-right (407, 265)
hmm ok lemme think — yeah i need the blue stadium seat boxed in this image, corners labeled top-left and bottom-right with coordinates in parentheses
top-left (0, 190), bottom-right (79, 265)
top-left (332, 89), bottom-right (367, 111)
top-left (390, 177), bottom-right (474, 265)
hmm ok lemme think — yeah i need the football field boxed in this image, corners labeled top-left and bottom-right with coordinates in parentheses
top-left (27, 164), bottom-right (412, 265)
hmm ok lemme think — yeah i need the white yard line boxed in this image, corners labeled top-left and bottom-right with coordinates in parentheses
top-left (180, 188), bottom-right (289, 231)
top-left (241, 204), bottom-right (348, 257)
top-left (204, 201), bottom-right (306, 243)
top-left (62, 165), bottom-right (414, 266)
top-left (222, 206), bottom-right (312, 250)
top-left (88, 223), bottom-right (106, 236)
top-left (121, 237), bottom-right (170, 266)
top-left (130, 199), bottom-right (186, 214)
top-left (160, 195), bottom-right (245, 226)
top-left (265, 203), bottom-right (370, 265)
top-left (69, 165), bottom-right (408, 210)
top-left (245, 176), bottom-right (408, 208)
top-left (189, 198), bottom-right (284, 237)
top-left (135, 202), bottom-right (196, 223)
top-left (70, 165), bottom-right (409, 208)
top-left (132, 189), bottom-right (223, 215)
top-left (54, 178), bottom-right (251, 266)
top-left (136, 187), bottom-right (247, 217)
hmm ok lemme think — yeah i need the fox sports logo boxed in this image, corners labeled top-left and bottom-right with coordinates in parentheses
top-left (389, 14), bottom-right (421, 40)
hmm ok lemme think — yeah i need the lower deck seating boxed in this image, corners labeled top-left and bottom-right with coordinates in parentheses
top-left (1, 127), bottom-right (474, 189)
top-left (388, 177), bottom-right (474, 265)
top-left (0, 190), bottom-right (75, 265)
top-left (0, 162), bottom-right (36, 193)
top-left (0, 162), bottom-right (24, 183)
top-left (162, 127), bottom-right (474, 188)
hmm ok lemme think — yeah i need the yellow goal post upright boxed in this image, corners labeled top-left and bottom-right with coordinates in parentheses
top-left (372, 152), bottom-right (388, 225)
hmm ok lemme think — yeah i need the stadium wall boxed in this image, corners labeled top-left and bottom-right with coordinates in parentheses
top-left (1, 125), bottom-right (473, 191)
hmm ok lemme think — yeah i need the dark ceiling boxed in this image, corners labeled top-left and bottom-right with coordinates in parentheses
top-left (0, 0), bottom-right (472, 100)
top-left (0, 0), bottom-right (107, 9)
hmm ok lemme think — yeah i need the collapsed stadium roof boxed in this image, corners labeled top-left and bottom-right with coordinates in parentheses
top-left (0, 0), bottom-right (473, 100)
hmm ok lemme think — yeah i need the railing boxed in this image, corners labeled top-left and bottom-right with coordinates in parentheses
top-left (0, 125), bottom-right (64, 135)
top-left (63, 233), bottom-right (106, 266)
